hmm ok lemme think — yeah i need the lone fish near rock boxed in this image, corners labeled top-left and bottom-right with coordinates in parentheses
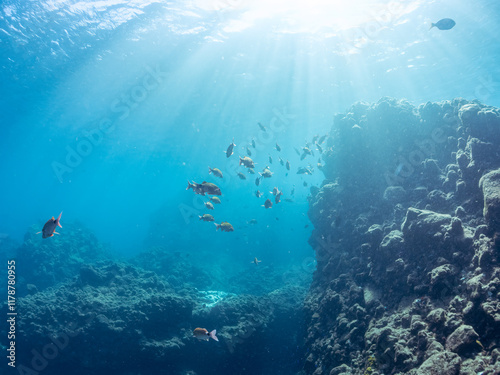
top-left (37, 212), bottom-right (63, 238)
top-left (252, 257), bottom-right (262, 265)
top-left (430, 18), bottom-right (455, 30)
top-left (193, 328), bottom-right (218, 342)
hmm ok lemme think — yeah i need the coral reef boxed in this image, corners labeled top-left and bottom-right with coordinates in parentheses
top-left (2, 260), bottom-right (307, 375)
top-left (304, 98), bottom-right (500, 374)
top-left (15, 222), bottom-right (110, 295)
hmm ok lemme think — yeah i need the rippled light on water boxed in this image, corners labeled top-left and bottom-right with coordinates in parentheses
top-left (189, 0), bottom-right (423, 35)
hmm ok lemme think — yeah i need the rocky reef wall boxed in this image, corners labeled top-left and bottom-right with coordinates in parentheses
top-left (304, 98), bottom-right (500, 375)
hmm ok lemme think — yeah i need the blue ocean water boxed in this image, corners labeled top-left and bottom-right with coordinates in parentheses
top-left (0, 1), bottom-right (499, 372)
top-left (1, 0), bottom-right (499, 257)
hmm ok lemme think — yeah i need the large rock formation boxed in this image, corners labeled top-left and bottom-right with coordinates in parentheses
top-left (4, 261), bottom-right (307, 375)
top-left (304, 98), bottom-right (500, 374)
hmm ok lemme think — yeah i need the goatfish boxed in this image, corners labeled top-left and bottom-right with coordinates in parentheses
top-left (276, 143), bottom-right (281, 152)
top-left (279, 157), bottom-right (284, 166)
top-left (226, 138), bottom-right (236, 158)
top-left (286, 160), bottom-right (290, 170)
top-left (37, 212), bottom-right (63, 239)
top-left (252, 257), bottom-right (262, 265)
top-left (246, 147), bottom-right (252, 156)
top-left (193, 328), bottom-right (218, 342)
top-left (252, 138), bottom-right (256, 148)
top-left (205, 202), bottom-right (214, 210)
top-left (237, 172), bottom-right (247, 180)
top-left (258, 122), bottom-right (266, 132)
top-left (255, 190), bottom-right (263, 198)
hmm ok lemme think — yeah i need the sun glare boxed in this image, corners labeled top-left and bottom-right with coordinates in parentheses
top-left (192, 0), bottom-right (420, 34)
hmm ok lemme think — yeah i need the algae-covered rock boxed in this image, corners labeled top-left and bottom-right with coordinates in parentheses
top-left (479, 168), bottom-right (500, 232)
top-left (445, 325), bottom-right (479, 354)
top-left (417, 350), bottom-right (461, 375)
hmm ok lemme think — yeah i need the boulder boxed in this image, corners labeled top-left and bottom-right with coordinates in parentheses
top-left (445, 325), bottom-right (479, 354)
top-left (479, 169), bottom-right (500, 231)
top-left (417, 350), bottom-right (460, 375)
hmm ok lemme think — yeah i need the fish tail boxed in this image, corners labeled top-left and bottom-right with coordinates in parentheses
top-left (214, 223), bottom-right (219, 230)
top-left (429, 23), bottom-right (435, 30)
top-left (208, 167), bottom-right (212, 174)
top-left (209, 329), bottom-right (219, 342)
top-left (57, 212), bottom-right (63, 227)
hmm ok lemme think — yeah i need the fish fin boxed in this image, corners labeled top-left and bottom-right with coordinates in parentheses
top-left (48, 233), bottom-right (54, 237)
top-left (57, 212), bottom-right (63, 228)
top-left (209, 329), bottom-right (219, 342)
top-left (429, 23), bottom-right (435, 30)
top-left (35, 231), bottom-right (41, 234)
top-left (53, 232), bottom-right (60, 235)
top-left (51, 217), bottom-right (55, 221)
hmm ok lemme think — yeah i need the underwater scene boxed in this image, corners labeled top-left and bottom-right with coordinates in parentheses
top-left (1, 0), bottom-right (500, 374)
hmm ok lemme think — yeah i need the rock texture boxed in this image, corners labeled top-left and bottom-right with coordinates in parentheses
top-left (304, 98), bottom-right (500, 375)
top-left (1, 259), bottom-right (307, 375)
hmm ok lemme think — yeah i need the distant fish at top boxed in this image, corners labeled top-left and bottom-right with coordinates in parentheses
top-left (430, 18), bottom-right (455, 30)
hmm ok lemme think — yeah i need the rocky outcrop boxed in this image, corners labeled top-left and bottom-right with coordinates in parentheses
top-left (3, 261), bottom-right (307, 375)
top-left (16, 222), bottom-right (111, 295)
top-left (479, 169), bottom-right (500, 232)
top-left (304, 98), bottom-right (500, 374)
